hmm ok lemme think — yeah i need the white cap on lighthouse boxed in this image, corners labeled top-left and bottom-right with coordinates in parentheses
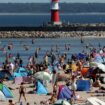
top-left (51, 0), bottom-right (59, 10)
top-left (51, 0), bottom-right (62, 25)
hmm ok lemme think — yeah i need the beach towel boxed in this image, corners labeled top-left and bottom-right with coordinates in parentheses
top-left (87, 97), bottom-right (105, 105)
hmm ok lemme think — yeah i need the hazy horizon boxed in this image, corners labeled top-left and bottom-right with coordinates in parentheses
top-left (0, 0), bottom-right (105, 3)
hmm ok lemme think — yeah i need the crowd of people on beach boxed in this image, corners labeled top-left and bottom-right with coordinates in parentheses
top-left (0, 31), bottom-right (105, 38)
top-left (0, 38), bottom-right (105, 105)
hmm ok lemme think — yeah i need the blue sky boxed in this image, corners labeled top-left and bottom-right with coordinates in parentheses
top-left (0, 0), bottom-right (105, 3)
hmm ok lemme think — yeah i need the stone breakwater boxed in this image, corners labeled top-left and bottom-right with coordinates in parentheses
top-left (0, 31), bottom-right (105, 38)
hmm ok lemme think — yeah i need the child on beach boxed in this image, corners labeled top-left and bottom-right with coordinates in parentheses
top-left (8, 100), bottom-right (15, 105)
top-left (26, 102), bottom-right (30, 105)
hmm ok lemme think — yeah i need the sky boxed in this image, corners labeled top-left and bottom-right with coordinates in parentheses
top-left (0, 0), bottom-right (105, 3)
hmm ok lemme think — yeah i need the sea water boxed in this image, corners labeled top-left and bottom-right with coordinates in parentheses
top-left (0, 38), bottom-right (105, 66)
top-left (0, 13), bottom-right (105, 26)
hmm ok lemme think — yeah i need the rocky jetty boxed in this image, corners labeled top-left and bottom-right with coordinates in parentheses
top-left (0, 31), bottom-right (105, 38)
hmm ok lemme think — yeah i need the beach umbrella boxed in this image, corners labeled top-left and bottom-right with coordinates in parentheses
top-left (53, 100), bottom-right (71, 105)
top-left (34, 71), bottom-right (52, 81)
top-left (90, 62), bottom-right (105, 72)
top-left (97, 63), bottom-right (105, 72)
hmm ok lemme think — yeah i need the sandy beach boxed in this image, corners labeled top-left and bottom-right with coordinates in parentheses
top-left (1, 79), bottom-right (105, 105)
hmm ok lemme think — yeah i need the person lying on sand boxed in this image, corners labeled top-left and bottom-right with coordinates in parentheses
top-left (40, 93), bottom-right (57, 105)
top-left (73, 94), bottom-right (86, 104)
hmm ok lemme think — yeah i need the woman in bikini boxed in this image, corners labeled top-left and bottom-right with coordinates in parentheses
top-left (18, 82), bottom-right (26, 102)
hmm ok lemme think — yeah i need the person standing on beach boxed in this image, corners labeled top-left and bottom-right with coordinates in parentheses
top-left (18, 82), bottom-right (27, 102)
top-left (52, 70), bottom-right (57, 86)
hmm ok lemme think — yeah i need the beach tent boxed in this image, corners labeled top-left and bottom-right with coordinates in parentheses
top-left (77, 80), bottom-right (90, 91)
top-left (34, 71), bottom-right (51, 81)
top-left (0, 83), bottom-right (14, 98)
top-left (53, 100), bottom-right (71, 105)
top-left (0, 70), bottom-right (14, 80)
top-left (87, 97), bottom-right (105, 105)
top-left (36, 81), bottom-right (48, 95)
top-left (14, 67), bottom-right (29, 77)
top-left (57, 85), bottom-right (73, 100)
top-left (0, 91), bottom-right (6, 101)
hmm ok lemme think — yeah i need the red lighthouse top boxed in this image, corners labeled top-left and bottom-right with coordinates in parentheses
top-left (52, 0), bottom-right (59, 2)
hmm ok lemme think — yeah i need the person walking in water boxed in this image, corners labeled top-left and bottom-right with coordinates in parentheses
top-left (18, 82), bottom-right (27, 102)
top-left (80, 34), bottom-right (84, 44)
